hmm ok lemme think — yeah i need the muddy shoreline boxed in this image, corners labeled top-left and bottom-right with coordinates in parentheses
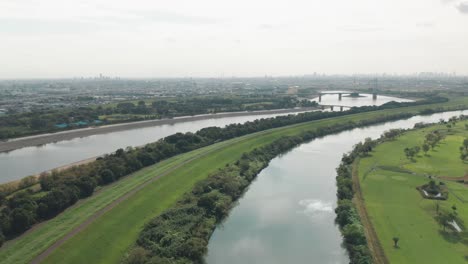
top-left (0, 107), bottom-right (316, 153)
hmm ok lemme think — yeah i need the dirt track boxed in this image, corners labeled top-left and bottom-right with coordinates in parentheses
top-left (0, 107), bottom-right (315, 153)
top-left (29, 131), bottom-right (260, 264)
top-left (352, 160), bottom-right (389, 264)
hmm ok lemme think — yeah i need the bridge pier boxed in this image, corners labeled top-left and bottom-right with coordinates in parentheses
top-left (330, 106), bottom-right (334, 111)
top-left (318, 93), bottom-right (322, 102)
top-left (340, 106), bottom-right (343, 112)
top-left (338, 93), bottom-right (342, 100)
top-left (372, 93), bottom-right (377, 100)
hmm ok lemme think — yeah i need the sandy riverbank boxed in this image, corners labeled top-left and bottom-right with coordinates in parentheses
top-left (0, 107), bottom-right (317, 153)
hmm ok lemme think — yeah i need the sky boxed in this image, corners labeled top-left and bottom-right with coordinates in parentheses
top-left (1, 0), bottom-right (468, 78)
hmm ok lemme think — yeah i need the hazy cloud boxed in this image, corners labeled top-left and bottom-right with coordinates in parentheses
top-left (337, 25), bottom-right (385, 33)
top-left (258, 24), bottom-right (287, 30)
top-left (416, 22), bottom-right (436, 28)
top-left (0, 18), bottom-right (100, 34)
top-left (132, 10), bottom-right (221, 25)
top-left (456, 1), bottom-right (468, 13)
top-left (298, 199), bottom-right (333, 218)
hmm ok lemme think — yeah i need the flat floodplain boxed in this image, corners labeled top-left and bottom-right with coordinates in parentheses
top-left (358, 120), bottom-right (468, 263)
top-left (2, 97), bottom-right (468, 264)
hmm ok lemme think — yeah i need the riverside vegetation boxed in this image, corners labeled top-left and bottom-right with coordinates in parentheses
top-left (351, 116), bottom-right (468, 263)
top-left (0, 96), bottom-right (464, 263)
top-left (0, 95), bottom-right (316, 140)
top-left (0, 97), bottom-right (445, 245)
top-left (122, 112), bottom-right (417, 263)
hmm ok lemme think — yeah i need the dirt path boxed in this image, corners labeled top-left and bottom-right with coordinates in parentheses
top-left (29, 133), bottom-right (255, 264)
top-left (352, 159), bottom-right (389, 264)
top-left (0, 107), bottom-right (316, 153)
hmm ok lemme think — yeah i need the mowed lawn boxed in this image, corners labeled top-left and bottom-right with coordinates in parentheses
top-left (358, 121), bottom-right (468, 264)
top-left (42, 113), bottom-right (369, 264)
top-left (1, 97), bottom-right (468, 264)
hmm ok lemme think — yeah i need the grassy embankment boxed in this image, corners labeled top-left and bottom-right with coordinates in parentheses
top-left (357, 119), bottom-right (468, 263)
top-left (1, 96), bottom-right (468, 264)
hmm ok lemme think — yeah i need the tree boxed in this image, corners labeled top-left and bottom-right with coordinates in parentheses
top-left (10, 208), bottom-right (36, 233)
top-left (392, 237), bottom-right (399, 248)
top-left (436, 213), bottom-right (451, 231)
top-left (343, 223), bottom-right (367, 245)
top-left (100, 169), bottom-right (115, 184)
top-left (464, 139), bottom-right (468, 151)
top-left (452, 204), bottom-right (458, 217)
top-left (0, 230), bottom-right (4, 247)
top-left (0, 191), bottom-right (5, 206)
top-left (422, 143), bottom-right (430, 155)
top-left (180, 237), bottom-right (207, 260)
top-left (404, 147), bottom-right (415, 161)
top-left (75, 176), bottom-right (96, 197)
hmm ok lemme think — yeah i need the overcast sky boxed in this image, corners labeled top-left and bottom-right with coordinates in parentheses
top-left (1, 0), bottom-right (468, 78)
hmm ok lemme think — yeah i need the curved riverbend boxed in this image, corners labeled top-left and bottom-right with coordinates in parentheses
top-left (205, 110), bottom-right (466, 264)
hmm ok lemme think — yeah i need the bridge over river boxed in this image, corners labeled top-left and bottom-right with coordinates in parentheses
top-left (319, 104), bottom-right (353, 111)
top-left (318, 91), bottom-right (377, 101)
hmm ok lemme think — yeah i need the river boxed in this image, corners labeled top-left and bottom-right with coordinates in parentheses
top-left (0, 112), bottom-right (302, 183)
top-left (312, 92), bottom-right (412, 108)
top-left (205, 110), bottom-right (466, 264)
top-left (0, 93), bottom-right (409, 183)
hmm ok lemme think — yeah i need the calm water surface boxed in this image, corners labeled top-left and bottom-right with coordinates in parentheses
top-left (205, 110), bottom-right (466, 264)
top-left (0, 94), bottom-right (410, 183)
top-left (312, 92), bottom-right (412, 107)
top-left (0, 113), bottom-right (305, 183)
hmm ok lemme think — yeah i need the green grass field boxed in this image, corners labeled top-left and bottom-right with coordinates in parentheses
top-left (358, 120), bottom-right (468, 263)
top-left (2, 96), bottom-right (468, 264)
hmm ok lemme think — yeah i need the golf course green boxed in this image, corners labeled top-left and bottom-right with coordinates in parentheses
top-left (357, 118), bottom-right (468, 263)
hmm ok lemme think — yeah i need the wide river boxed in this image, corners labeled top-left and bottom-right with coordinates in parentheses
top-left (0, 93), bottom-right (409, 183)
top-left (312, 91), bottom-right (412, 107)
top-left (0, 113), bottom-right (304, 183)
top-left (205, 110), bottom-right (467, 264)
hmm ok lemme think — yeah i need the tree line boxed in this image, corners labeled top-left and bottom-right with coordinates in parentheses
top-left (123, 112), bottom-right (425, 264)
top-left (0, 96), bottom-right (316, 140)
top-left (0, 95), bottom-right (454, 246)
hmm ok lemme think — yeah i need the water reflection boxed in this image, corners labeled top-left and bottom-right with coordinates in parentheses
top-left (205, 110), bottom-right (466, 264)
top-left (312, 93), bottom-right (412, 108)
top-left (0, 112), bottom-right (301, 183)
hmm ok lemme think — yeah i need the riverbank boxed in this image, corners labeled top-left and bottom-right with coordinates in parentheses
top-left (355, 119), bottom-right (468, 263)
top-left (2, 100), bottom-right (468, 263)
top-left (0, 107), bottom-right (316, 153)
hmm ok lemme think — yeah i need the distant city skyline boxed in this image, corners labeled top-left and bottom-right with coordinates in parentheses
top-left (1, 0), bottom-right (468, 78)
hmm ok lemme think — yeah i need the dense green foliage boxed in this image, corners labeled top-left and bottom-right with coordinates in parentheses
top-left (0, 96), bottom-right (316, 140)
top-left (355, 117), bottom-right (468, 263)
top-left (125, 112), bottom-right (437, 263)
top-left (335, 141), bottom-right (377, 264)
top-left (1, 97), bottom-right (466, 264)
top-left (127, 136), bottom-right (303, 263)
top-left (0, 96), bottom-right (453, 246)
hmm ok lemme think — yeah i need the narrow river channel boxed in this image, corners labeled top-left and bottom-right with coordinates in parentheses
top-left (205, 110), bottom-right (467, 264)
